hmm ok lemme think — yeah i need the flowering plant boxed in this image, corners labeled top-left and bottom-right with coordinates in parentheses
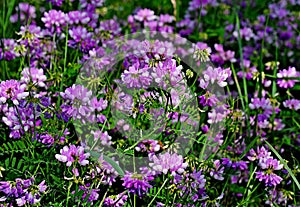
top-left (0, 0), bottom-right (300, 206)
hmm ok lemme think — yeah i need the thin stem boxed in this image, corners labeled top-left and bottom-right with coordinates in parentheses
top-left (147, 178), bottom-right (169, 207)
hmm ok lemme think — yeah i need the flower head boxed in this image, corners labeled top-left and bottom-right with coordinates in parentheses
top-left (55, 145), bottom-right (90, 167)
top-left (149, 152), bottom-right (188, 175)
top-left (0, 80), bottom-right (28, 105)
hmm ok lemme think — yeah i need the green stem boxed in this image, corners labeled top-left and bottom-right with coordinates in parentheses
top-left (147, 178), bottom-right (169, 207)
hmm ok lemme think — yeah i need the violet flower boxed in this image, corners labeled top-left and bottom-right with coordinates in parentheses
top-left (0, 80), bottom-right (29, 105)
top-left (55, 144), bottom-right (90, 167)
top-left (283, 99), bottom-right (300, 111)
top-left (41, 10), bottom-right (68, 34)
top-left (121, 62), bottom-right (153, 89)
top-left (20, 67), bottom-right (47, 88)
top-left (277, 66), bottom-right (299, 88)
top-left (149, 152), bottom-right (188, 175)
top-left (122, 168), bottom-right (154, 197)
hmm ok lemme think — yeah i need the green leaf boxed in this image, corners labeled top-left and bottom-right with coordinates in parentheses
top-left (89, 151), bottom-right (125, 176)
top-left (11, 157), bottom-right (16, 168)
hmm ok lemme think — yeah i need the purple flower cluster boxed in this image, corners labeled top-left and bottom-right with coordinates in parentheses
top-left (92, 130), bottom-right (112, 146)
top-left (0, 39), bottom-right (20, 61)
top-left (199, 66), bottom-right (232, 88)
top-left (1, 101), bottom-right (42, 139)
top-left (60, 84), bottom-right (107, 123)
top-left (0, 177), bottom-right (47, 206)
top-left (128, 8), bottom-right (175, 33)
top-left (174, 170), bottom-right (207, 202)
top-left (20, 67), bottom-right (47, 88)
top-left (149, 152), bottom-right (188, 176)
top-left (277, 66), bottom-right (299, 88)
top-left (248, 146), bottom-right (283, 186)
top-left (9, 3), bottom-right (36, 24)
top-left (211, 44), bottom-right (236, 65)
top-left (122, 168), bottom-right (154, 197)
top-left (55, 144), bottom-right (90, 167)
top-left (103, 192), bottom-right (128, 207)
top-left (41, 10), bottom-right (68, 34)
top-left (121, 62), bottom-right (153, 89)
top-left (0, 80), bottom-right (28, 105)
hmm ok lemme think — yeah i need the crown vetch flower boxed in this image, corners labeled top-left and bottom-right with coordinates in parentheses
top-left (210, 160), bottom-right (225, 180)
top-left (92, 130), bottom-right (112, 146)
top-left (60, 84), bottom-right (94, 123)
top-left (149, 152), bottom-right (188, 175)
top-left (0, 39), bottom-right (20, 61)
top-left (122, 168), bottom-right (154, 197)
top-left (10, 3), bottom-right (36, 24)
top-left (277, 66), bottom-right (299, 88)
top-left (237, 59), bottom-right (257, 80)
top-left (41, 10), bottom-right (68, 34)
top-left (283, 99), bottom-right (300, 111)
top-left (103, 192), bottom-right (128, 207)
top-left (200, 66), bottom-right (231, 88)
top-left (55, 145), bottom-right (90, 167)
top-left (68, 11), bottom-right (90, 25)
top-left (0, 177), bottom-right (47, 206)
top-left (20, 67), bottom-right (47, 88)
top-left (121, 62), bottom-right (153, 89)
top-left (134, 9), bottom-right (156, 22)
top-left (174, 170), bottom-right (207, 202)
top-left (0, 80), bottom-right (29, 105)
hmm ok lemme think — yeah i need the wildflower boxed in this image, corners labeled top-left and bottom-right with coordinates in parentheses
top-left (90, 97), bottom-right (108, 111)
top-left (92, 130), bottom-right (112, 146)
top-left (0, 80), bottom-right (29, 105)
top-left (210, 160), bottom-right (225, 180)
top-left (122, 168), bottom-right (154, 197)
top-left (85, 154), bottom-right (119, 186)
top-left (68, 26), bottom-right (96, 52)
top-left (103, 193), bottom-right (128, 207)
top-left (68, 10), bottom-right (90, 25)
top-left (60, 84), bottom-right (94, 123)
top-left (2, 101), bottom-right (42, 139)
top-left (55, 145), bottom-right (90, 167)
top-left (198, 91), bottom-right (219, 107)
top-left (0, 177), bottom-right (47, 206)
top-left (200, 66), bottom-right (231, 88)
top-left (283, 99), bottom-right (300, 111)
top-left (149, 152), bottom-right (188, 175)
top-left (247, 146), bottom-right (283, 186)
top-left (41, 10), bottom-right (68, 34)
top-left (277, 66), bottom-right (299, 88)
top-left (255, 157), bottom-right (283, 186)
top-left (247, 146), bottom-right (271, 162)
top-left (174, 170), bottom-right (207, 202)
top-left (1, 39), bottom-right (20, 61)
top-left (10, 3), bottom-right (36, 24)
top-left (193, 42), bottom-right (211, 62)
top-left (121, 63), bottom-right (153, 89)
top-left (20, 67), bottom-right (47, 88)
top-left (233, 27), bottom-right (255, 41)
top-left (77, 184), bottom-right (99, 204)
top-left (36, 133), bottom-right (55, 145)
top-left (134, 9), bottom-right (156, 22)
top-left (207, 104), bottom-right (230, 124)
top-left (237, 59), bottom-right (257, 80)
top-left (211, 44), bottom-right (236, 65)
